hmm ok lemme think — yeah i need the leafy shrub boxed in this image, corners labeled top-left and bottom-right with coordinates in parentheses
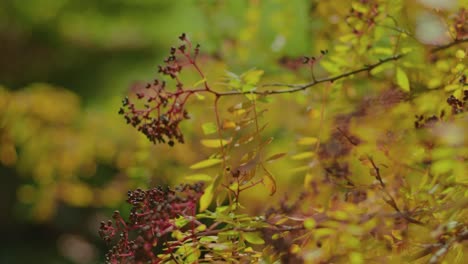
top-left (99, 1), bottom-right (468, 263)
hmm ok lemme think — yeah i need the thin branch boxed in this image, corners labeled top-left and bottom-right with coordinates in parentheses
top-left (431, 37), bottom-right (468, 53)
top-left (214, 54), bottom-right (404, 96)
top-left (368, 156), bottom-right (424, 225)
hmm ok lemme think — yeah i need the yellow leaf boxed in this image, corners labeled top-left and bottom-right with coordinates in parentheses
top-left (241, 69), bottom-right (264, 85)
top-left (290, 244), bottom-right (301, 254)
top-left (199, 182), bottom-right (214, 212)
top-left (262, 165), bottom-right (276, 195)
top-left (184, 174), bottom-right (212, 182)
top-left (201, 122), bottom-right (217, 135)
top-left (349, 252), bottom-right (364, 264)
top-left (196, 224), bottom-right (207, 231)
top-left (396, 67), bottom-right (410, 92)
top-left (201, 139), bottom-right (231, 148)
top-left (222, 120), bottom-right (237, 129)
top-left (291, 151), bottom-right (315, 160)
top-left (190, 158), bottom-right (222, 169)
top-left (304, 218), bottom-right (316, 229)
top-left (444, 84), bottom-right (460, 92)
top-left (455, 49), bottom-right (465, 59)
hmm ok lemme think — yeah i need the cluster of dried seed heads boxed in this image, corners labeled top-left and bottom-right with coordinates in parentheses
top-left (119, 33), bottom-right (202, 146)
top-left (99, 183), bottom-right (204, 264)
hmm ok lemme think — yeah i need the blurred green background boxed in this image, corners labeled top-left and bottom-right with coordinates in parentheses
top-left (0, 0), bottom-right (313, 263)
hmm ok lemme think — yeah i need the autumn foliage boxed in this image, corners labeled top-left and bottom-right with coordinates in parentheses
top-left (96, 1), bottom-right (468, 263)
top-left (1, 1), bottom-right (467, 263)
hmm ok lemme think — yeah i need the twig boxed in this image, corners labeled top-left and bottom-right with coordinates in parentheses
top-left (368, 156), bottom-right (424, 225)
top-left (431, 37), bottom-right (468, 53)
top-left (213, 54), bottom-right (404, 96)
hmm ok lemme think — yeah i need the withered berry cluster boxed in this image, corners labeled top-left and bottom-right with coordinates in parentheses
top-left (118, 33), bottom-right (202, 146)
top-left (99, 183), bottom-right (204, 264)
top-left (447, 90), bottom-right (468, 114)
top-left (414, 90), bottom-right (467, 128)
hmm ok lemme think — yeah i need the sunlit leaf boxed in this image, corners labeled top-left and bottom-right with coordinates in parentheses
top-left (291, 151), bottom-right (315, 160)
top-left (290, 244), bottom-right (301, 254)
top-left (174, 216), bottom-right (189, 228)
top-left (186, 248), bottom-right (201, 263)
top-left (396, 67), bottom-right (410, 92)
top-left (201, 138), bottom-right (231, 148)
top-left (202, 122), bottom-right (217, 135)
top-left (242, 231), bottom-right (265, 245)
top-left (303, 218), bottom-right (316, 230)
top-left (444, 84), bottom-right (460, 92)
top-left (199, 182), bottom-right (214, 212)
top-left (455, 49), bottom-right (466, 59)
top-left (241, 69), bottom-right (264, 85)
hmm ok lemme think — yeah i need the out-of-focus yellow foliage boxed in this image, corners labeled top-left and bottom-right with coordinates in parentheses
top-left (0, 83), bottom-right (224, 220)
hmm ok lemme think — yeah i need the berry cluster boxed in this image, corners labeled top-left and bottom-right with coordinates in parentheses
top-left (414, 90), bottom-right (467, 128)
top-left (99, 183), bottom-right (204, 264)
top-left (118, 34), bottom-right (202, 146)
top-left (447, 90), bottom-right (468, 114)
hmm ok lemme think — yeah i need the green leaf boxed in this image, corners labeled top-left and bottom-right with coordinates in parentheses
top-left (202, 122), bottom-right (217, 135)
top-left (184, 173), bottom-right (212, 182)
top-left (226, 71), bottom-right (242, 90)
top-left (199, 182), bottom-right (214, 212)
top-left (396, 67), bottom-right (410, 92)
top-left (190, 158), bottom-right (222, 169)
top-left (444, 84), bottom-right (460, 92)
top-left (241, 69), bottom-right (264, 85)
top-left (242, 232), bottom-right (265, 245)
top-left (241, 83), bottom-right (256, 92)
top-left (174, 216), bottom-right (189, 228)
top-left (455, 49), bottom-right (465, 59)
top-left (185, 248), bottom-right (201, 263)
top-left (304, 218), bottom-right (316, 230)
